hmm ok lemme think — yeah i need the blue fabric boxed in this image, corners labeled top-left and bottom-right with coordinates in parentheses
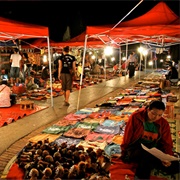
top-left (94, 125), bottom-right (121, 134)
top-left (54, 136), bottom-right (82, 147)
top-left (104, 143), bottom-right (121, 156)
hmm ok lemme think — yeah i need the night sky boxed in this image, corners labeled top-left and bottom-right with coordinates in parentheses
top-left (0, 0), bottom-right (179, 42)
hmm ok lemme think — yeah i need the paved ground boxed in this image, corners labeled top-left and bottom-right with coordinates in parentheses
top-left (0, 71), bottom-right (179, 178)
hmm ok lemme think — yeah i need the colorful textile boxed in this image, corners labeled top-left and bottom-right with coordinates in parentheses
top-left (88, 112), bottom-right (102, 119)
top-left (75, 107), bottom-right (100, 114)
top-left (102, 119), bottom-right (117, 126)
top-left (121, 107), bottom-right (139, 115)
top-left (74, 122), bottom-right (99, 130)
top-left (63, 127), bottom-right (91, 138)
top-left (108, 114), bottom-right (129, 122)
top-left (28, 133), bottom-right (60, 143)
top-left (112, 135), bottom-right (124, 145)
top-left (54, 136), bottom-right (82, 147)
top-left (94, 125), bottom-right (121, 134)
top-left (63, 113), bottom-right (87, 121)
top-left (0, 85), bottom-right (11, 107)
top-left (85, 132), bottom-right (114, 143)
top-left (42, 125), bottom-right (71, 134)
top-left (55, 119), bottom-right (78, 126)
top-left (77, 140), bottom-right (107, 151)
top-left (104, 143), bottom-right (121, 156)
top-left (82, 117), bottom-right (104, 124)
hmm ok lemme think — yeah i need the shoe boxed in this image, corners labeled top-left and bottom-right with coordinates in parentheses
top-left (64, 101), bottom-right (70, 106)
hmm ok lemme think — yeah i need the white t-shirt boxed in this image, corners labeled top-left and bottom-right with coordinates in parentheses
top-left (10, 53), bottom-right (22, 67)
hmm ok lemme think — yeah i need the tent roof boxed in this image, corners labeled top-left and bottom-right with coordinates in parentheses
top-left (50, 31), bottom-right (109, 48)
top-left (119, 1), bottom-right (180, 26)
top-left (86, 2), bottom-right (180, 47)
top-left (53, 2), bottom-right (180, 49)
top-left (0, 16), bottom-right (49, 41)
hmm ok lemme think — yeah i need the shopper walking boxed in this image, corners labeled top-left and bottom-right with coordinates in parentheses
top-left (127, 52), bottom-right (137, 78)
top-left (9, 48), bottom-right (22, 86)
top-left (120, 100), bottom-right (179, 179)
top-left (58, 46), bottom-right (76, 106)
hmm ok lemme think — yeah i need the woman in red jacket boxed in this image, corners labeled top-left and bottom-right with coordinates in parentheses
top-left (120, 100), bottom-right (179, 179)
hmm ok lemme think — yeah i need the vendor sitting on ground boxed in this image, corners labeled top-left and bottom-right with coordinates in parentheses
top-left (165, 64), bottom-right (178, 86)
top-left (25, 72), bottom-right (39, 90)
top-left (113, 64), bottom-right (119, 76)
top-left (120, 100), bottom-right (179, 179)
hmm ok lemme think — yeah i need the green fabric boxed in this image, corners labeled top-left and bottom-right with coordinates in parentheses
top-left (42, 125), bottom-right (71, 134)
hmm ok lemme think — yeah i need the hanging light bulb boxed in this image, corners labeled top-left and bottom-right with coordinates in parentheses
top-left (104, 46), bottom-right (113, 56)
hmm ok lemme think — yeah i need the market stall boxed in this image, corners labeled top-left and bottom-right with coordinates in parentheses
top-left (0, 16), bottom-right (54, 107)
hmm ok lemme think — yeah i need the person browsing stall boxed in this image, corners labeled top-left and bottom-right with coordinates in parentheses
top-left (9, 48), bottom-right (22, 86)
top-left (120, 100), bottom-right (179, 179)
top-left (58, 46), bottom-right (76, 106)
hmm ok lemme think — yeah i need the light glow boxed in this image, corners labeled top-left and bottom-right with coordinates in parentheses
top-left (104, 46), bottom-right (113, 56)
top-left (148, 61), bottom-right (153, 66)
top-left (43, 55), bottom-right (47, 62)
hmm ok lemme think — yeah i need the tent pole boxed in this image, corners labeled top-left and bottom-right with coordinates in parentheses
top-left (110, 0), bottom-right (144, 30)
top-left (77, 34), bottom-right (88, 111)
top-left (125, 42), bottom-right (128, 73)
top-left (47, 36), bottom-right (54, 107)
top-left (119, 46), bottom-right (121, 71)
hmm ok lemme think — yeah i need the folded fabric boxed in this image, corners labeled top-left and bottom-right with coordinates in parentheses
top-left (42, 125), bottom-right (71, 134)
top-left (104, 143), bottom-right (121, 156)
top-left (74, 122), bottom-right (99, 130)
top-left (102, 119), bottom-right (117, 126)
top-left (54, 136), bottom-right (82, 147)
top-left (55, 119), bottom-right (78, 126)
top-left (94, 125), bottom-right (121, 134)
top-left (85, 132), bottom-right (114, 143)
top-left (63, 127), bottom-right (91, 138)
top-left (28, 133), bottom-right (60, 143)
top-left (63, 113), bottom-right (88, 121)
top-left (77, 140), bottom-right (107, 151)
top-left (82, 117), bottom-right (104, 124)
top-left (112, 135), bottom-right (124, 145)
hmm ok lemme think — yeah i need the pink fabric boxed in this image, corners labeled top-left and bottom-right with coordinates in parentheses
top-left (85, 132), bottom-right (114, 143)
top-left (0, 85), bottom-right (11, 107)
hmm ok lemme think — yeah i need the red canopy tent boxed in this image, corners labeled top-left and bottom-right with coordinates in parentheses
top-left (0, 16), bottom-right (54, 107)
top-left (0, 17), bottom-right (49, 41)
top-left (51, 31), bottom-right (110, 49)
top-left (52, 2), bottom-right (180, 50)
top-left (86, 1), bottom-right (180, 47)
top-left (118, 1), bottom-right (180, 26)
